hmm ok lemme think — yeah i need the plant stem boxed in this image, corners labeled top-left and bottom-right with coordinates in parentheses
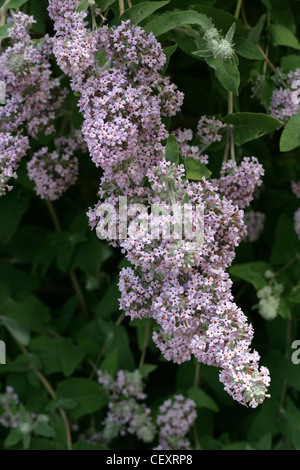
top-left (45, 199), bottom-right (61, 231)
top-left (234, 0), bottom-right (243, 20)
top-left (119, 0), bottom-right (125, 15)
top-left (139, 323), bottom-right (150, 368)
top-left (127, 0), bottom-right (132, 7)
top-left (16, 341), bottom-right (72, 450)
top-left (193, 362), bottom-right (201, 388)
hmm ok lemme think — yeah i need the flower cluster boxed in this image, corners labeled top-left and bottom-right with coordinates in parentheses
top-left (27, 132), bottom-right (84, 200)
top-left (117, 162), bottom-right (270, 408)
top-left (197, 115), bottom-right (224, 144)
top-left (97, 370), bottom-right (155, 442)
top-left (268, 68), bottom-right (300, 124)
top-left (49, 1), bottom-right (270, 408)
top-left (0, 11), bottom-right (66, 195)
top-left (0, 386), bottom-right (53, 439)
top-left (155, 395), bottom-right (197, 450)
top-left (212, 157), bottom-right (265, 209)
top-left (0, 133), bottom-right (29, 196)
top-left (203, 27), bottom-right (234, 59)
top-left (255, 271), bottom-right (284, 321)
top-left (244, 211), bottom-right (265, 242)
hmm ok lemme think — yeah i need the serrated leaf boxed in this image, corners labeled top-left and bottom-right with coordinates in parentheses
top-left (223, 112), bottom-right (281, 146)
top-left (188, 387), bottom-right (219, 412)
top-left (184, 158), bottom-right (211, 181)
top-left (234, 37), bottom-right (264, 60)
top-left (165, 134), bottom-right (179, 164)
top-left (120, 1), bottom-right (169, 24)
top-left (280, 115), bottom-right (300, 152)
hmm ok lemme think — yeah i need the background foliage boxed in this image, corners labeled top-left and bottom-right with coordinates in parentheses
top-left (1, 0), bottom-right (300, 450)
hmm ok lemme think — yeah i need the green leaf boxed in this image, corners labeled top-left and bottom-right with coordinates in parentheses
top-left (247, 14), bottom-right (266, 43)
top-left (144, 10), bottom-right (213, 37)
top-left (56, 378), bottom-right (108, 420)
top-left (269, 24), bottom-right (300, 50)
top-left (6, 0), bottom-right (28, 7)
top-left (280, 115), bottom-right (300, 152)
top-left (188, 387), bottom-right (219, 412)
top-left (205, 56), bottom-right (240, 95)
top-left (165, 135), bottom-right (179, 165)
top-left (234, 37), bottom-right (264, 60)
top-left (0, 315), bottom-right (30, 345)
top-left (281, 55), bottom-right (300, 73)
top-left (270, 213), bottom-right (299, 265)
top-left (97, 0), bottom-right (116, 10)
top-left (120, 1), bottom-right (169, 24)
top-left (225, 22), bottom-right (236, 43)
top-left (100, 348), bottom-right (118, 375)
top-left (289, 283), bottom-right (300, 303)
top-left (139, 364), bottom-right (157, 378)
top-left (162, 44), bottom-right (177, 72)
top-left (229, 261), bottom-right (271, 290)
top-left (76, 0), bottom-right (89, 11)
top-left (223, 112), bottom-right (281, 146)
top-left (0, 190), bottom-right (30, 244)
top-left (30, 336), bottom-right (85, 377)
top-left (0, 24), bottom-right (12, 38)
top-left (184, 158), bottom-right (212, 181)
top-left (34, 421), bottom-right (56, 438)
top-left (4, 430), bottom-right (22, 448)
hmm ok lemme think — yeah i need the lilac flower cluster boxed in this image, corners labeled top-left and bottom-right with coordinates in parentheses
top-left (269, 87), bottom-right (299, 124)
top-left (197, 115), bottom-right (224, 143)
top-left (27, 132), bottom-right (84, 200)
top-left (244, 211), bottom-right (265, 242)
top-left (49, 1), bottom-right (270, 408)
top-left (212, 157), bottom-right (265, 209)
top-left (0, 386), bottom-right (20, 429)
top-left (97, 370), bottom-right (155, 442)
top-left (0, 386), bottom-right (52, 437)
top-left (172, 128), bottom-right (209, 164)
top-left (0, 11), bottom-right (66, 195)
top-left (0, 133), bottom-right (29, 196)
top-left (117, 162), bottom-right (270, 408)
top-left (155, 395), bottom-right (197, 450)
top-left (268, 68), bottom-right (300, 124)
